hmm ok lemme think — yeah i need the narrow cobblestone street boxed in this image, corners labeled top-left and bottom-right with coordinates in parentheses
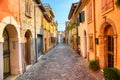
top-left (16, 43), bottom-right (101, 80)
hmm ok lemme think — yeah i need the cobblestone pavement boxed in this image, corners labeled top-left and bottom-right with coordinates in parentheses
top-left (16, 43), bottom-right (102, 80)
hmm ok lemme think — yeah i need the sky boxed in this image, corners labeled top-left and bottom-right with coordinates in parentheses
top-left (41, 0), bottom-right (79, 31)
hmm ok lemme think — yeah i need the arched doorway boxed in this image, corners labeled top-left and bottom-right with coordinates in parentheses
top-left (3, 28), bottom-right (10, 78)
top-left (99, 19), bottom-right (117, 68)
top-left (84, 30), bottom-right (87, 58)
top-left (104, 25), bottom-right (114, 67)
top-left (3, 24), bottom-right (18, 78)
top-left (24, 30), bottom-right (32, 65)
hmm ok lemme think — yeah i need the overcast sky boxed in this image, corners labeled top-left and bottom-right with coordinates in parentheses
top-left (41, 0), bottom-right (79, 31)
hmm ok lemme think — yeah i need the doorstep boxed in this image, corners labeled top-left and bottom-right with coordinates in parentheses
top-left (38, 54), bottom-right (44, 61)
top-left (4, 75), bottom-right (19, 80)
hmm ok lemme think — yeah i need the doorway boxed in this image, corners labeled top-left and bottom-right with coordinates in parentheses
top-left (37, 35), bottom-right (43, 57)
top-left (107, 35), bottom-right (114, 67)
top-left (104, 25), bottom-right (114, 67)
top-left (3, 24), bottom-right (18, 79)
top-left (84, 30), bottom-right (87, 58)
top-left (25, 30), bottom-right (32, 65)
top-left (3, 28), bottom-right (10, 78)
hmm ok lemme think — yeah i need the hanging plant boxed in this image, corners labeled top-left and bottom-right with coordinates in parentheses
top-left (116, 0), bottom-right (120, 7)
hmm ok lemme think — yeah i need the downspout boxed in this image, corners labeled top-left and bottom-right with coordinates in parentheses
top-left (34, 5), bottom-right (37, 62)
top-left (93, 0), bottom-right (96, 59)
top-left (19, 0), bottom-right (24, 73)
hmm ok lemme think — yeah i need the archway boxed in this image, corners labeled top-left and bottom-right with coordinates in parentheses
top-left (83, 30), bottom-right (87, 58)
top-left (3, 24), bottom-right (18, 78)
top-left (24, 30), bottom-right (32, 65)
top-left (104, 25), bottom-right (114, 67)
top-left (99, 19), bottom-right (117, 68)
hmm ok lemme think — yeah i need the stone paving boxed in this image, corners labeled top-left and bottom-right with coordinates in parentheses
top-left (16, 43), bottom-right (104, 80)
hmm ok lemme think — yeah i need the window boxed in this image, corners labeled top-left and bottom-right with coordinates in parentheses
top-left (102, 0), bottom-right (114, 12)
top-left (87, 1), bottom-right (92, 23)
top-left (25, 0), bottom-right (31, 17)
top-left (89, 35), bottom-right (93, 50)
top-left (79, 11), bottom-right (85, 23)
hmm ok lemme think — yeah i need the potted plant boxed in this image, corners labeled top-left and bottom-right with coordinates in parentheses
top-left (89, 60), bottom-right (100, 71)
top-left (103, 67), bottom-right (120, 80)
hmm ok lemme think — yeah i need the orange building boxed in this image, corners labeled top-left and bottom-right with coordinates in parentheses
top-left (67, 0), bottom-right (120, 70)
top-left (0, 0), bottom-right (57, 79)
top-left (0, 0), bottom-right (22, 79)
top-left (91, 0), bottom-right (120, 69)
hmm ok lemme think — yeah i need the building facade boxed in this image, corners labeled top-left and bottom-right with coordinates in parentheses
top-left (0, 0), bottom-right (22, 79)
top-left (67, 2), bottom-right (79, 50)
top-left (66, 0), bottom-right (120, 70)
top-left (0, 0), bottom-right (57, 79)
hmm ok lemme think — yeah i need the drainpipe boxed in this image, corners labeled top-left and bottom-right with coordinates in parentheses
top-left (34, 4), bottom-right (41, 62)
top-left (93, 0), bottom-right (96, 59)
top-left (34, 5), bottom-right (37, 62)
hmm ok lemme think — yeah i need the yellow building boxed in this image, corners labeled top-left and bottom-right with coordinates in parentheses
top-left (42, 4), bottom-right (58, 52)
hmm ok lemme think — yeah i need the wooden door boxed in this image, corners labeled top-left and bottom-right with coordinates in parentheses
top-left (107, 35), bottom-right (114, 67)
top-left (3, 29), bottom-right (10, 78)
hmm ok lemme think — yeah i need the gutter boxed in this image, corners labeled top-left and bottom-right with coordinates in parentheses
top-left (93, 0), bottom-right (97, 59)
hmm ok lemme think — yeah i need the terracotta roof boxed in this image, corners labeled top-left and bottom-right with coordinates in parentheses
top-left (68, 2), bottom-right (79, 19)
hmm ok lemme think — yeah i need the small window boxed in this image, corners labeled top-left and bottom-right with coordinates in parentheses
top-left (80, 11), bottom-right (85, 23)
top-left (89, 35), bottom-right (93, 51)
top-left (25, 0), bottom-right (31, 18)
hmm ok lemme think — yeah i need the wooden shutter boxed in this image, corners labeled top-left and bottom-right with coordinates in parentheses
top-left (80, 11), bottom-right (85, 23)
top-left (81, 11), bottom-right (85, 22)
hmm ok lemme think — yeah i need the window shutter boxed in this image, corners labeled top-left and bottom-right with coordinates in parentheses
top-left (79, 13), bottom-right (81, 22)
top-left (81, 11), bottom-right (85, 22)
top-left (79, 11), bottom-right (85, 23)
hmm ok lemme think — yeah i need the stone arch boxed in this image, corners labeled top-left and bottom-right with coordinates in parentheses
top-left (23, 29), bottom-right (33, 39)
top-left (0, 16), bottom-right (21, 79)
top-left (99, 18), bottom-right (117, 35)
top-left (99, 18), bottom-right (117, 69)
top-left (82, 29), bottom-right (87, 58)
top-left (3, 24), bottom-right (19, 78)
top-left (0, 16), bottom-right (20, 41)
top-left (24, 29), bottom-right (33, 66)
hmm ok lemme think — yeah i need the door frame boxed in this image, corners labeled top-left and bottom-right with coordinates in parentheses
top-left (99, 18), bottom-right (117, 69)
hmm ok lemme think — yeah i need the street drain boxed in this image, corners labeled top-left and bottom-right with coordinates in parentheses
top-left (41, 57), bottom-right (47, 60)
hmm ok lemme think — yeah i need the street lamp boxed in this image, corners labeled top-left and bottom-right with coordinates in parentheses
top-left (34, 3), bottom-right (41, 62)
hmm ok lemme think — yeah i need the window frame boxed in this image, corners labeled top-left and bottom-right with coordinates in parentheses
top-left (25, 0), bottom-right (31, 18)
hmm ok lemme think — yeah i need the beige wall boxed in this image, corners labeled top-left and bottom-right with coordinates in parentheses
top-left (78, 7), bottom-right (88, 58)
